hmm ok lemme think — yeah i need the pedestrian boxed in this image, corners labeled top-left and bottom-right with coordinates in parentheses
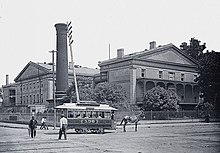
top-left (40, 117), bottom-right (48, 130)
top-left (58, 114), bottom-right (68, 140)
top-left (29, 116), bottom-right (38, 138)
top-left (40, 117), bottom-right (45, 129)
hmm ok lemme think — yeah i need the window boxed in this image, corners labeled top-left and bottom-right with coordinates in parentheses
top-left (181, 74), bottom-right (184, 81)
top-left (37, 94), bottom-right (39, 103)
top-left (159, 71), bottom-right (163, 79)
top-left (30, 95), bottom-right (32, 103)
top-left (169, 72), bottom-right (175, 80)
top-left (141, 69), bottom-right (145, 77)
top-left (20, 96), bottom-right (22, 104)
top-left (33, 95), bottom-right (35, 103)
top-left (41, 94), bottom-right (43, 103)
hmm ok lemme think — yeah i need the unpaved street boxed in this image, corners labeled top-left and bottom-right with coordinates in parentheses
top-left (0, 123), bottom-right (219, 153)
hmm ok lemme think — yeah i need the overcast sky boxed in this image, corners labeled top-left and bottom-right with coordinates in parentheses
top-left (0, 0), bottom-right (220, 86)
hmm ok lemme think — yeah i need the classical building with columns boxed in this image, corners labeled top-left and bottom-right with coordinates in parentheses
top-left (95, 42), bottom-right (200, 110)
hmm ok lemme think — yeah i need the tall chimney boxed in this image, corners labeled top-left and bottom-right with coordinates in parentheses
top-left (117, 48), bottom-right (124, 59)
top-left (149, 41), bottom-right (156, 49)
top-left (55, 23), bottom-right (68, 92)
top-left (6, 74), bottom-right (9, 85)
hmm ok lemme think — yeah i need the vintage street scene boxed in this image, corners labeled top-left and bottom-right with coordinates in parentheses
top-left (0, 121), bottom-right (219, 153)
top-left (0, 0), bottom-right (220, 153)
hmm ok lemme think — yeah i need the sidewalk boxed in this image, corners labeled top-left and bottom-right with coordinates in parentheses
top-left (0, 121), bottom-right (30, 129)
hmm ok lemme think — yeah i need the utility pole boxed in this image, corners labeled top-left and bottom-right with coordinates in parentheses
top-left (49, 50), bottom-right (57, 129)
top-left (67, 21), bottom-right (80, 103)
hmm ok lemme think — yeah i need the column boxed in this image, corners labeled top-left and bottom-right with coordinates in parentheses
top-left (130, 67), bottom-right (136, 105)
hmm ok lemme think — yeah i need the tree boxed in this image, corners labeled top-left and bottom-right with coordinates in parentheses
top-left (180, 38), bottom-right (206, 60)
top-left (92, 82), bottom-right (128, 110)
top-left (65, 80), bottom-right (128, 110)
top-left (195, 51), bottom-right (220, 110)
top-left (142, 86), bottom-right (180, 111)
top-left (65, 76), bottom-right (94, 102)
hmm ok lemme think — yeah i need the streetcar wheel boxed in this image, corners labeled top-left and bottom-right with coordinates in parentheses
top-left (82, 128), bottom-right (88, 134)
top-left (75, 129), bottom-right (80, 134)
top-left (98, 128), bottom-right (104, 134)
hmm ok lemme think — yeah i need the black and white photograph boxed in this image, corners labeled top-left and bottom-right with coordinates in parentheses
top-left (0, 0), bottom-right (220, 152)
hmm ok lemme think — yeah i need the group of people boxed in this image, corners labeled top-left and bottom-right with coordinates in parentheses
top-left (28, 114), bottom-right (68, 140)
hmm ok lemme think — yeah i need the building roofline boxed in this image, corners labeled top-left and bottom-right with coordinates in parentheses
top-left (98, 43), bottom-right (199, 67)
top-left (14, 61), bottom-right (51, 82)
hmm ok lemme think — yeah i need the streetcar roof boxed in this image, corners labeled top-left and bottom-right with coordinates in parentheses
top-left (55, 103), bottom-right (117, 111)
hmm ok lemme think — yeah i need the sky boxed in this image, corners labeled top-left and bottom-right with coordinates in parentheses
top-left (0, 0), bottom-right (220, 86)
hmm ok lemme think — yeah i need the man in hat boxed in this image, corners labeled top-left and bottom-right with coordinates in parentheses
top-left (58, 114), bottom-right (68, 140)
top-left (29, 116), bottom-right (38, 138)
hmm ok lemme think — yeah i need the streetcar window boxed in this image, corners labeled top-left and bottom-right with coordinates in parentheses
top-left (75, 111), bottom-right (81, 118)
top-left (101, 112), bottom-right (104, 118)
top-left (95, 112), bottom-right (99, 118)
top-left (79, 111), bottom-right (84, 118)
top-left (92, 111), bottom-right (97, 118)
top-left (68, 111), bottom-right (74, 118)
top-left (82, 112), bottom-right (89, 118)
top-left (105, 112), bottom-right (110, 119)
top-left (75, 113), bottom-right (81, 118)
top-left (89, 111), bottom-right (92, 118)
top-left (111, 111), bottom-right (114, 120)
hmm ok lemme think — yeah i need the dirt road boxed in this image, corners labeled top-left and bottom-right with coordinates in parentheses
top-left (0, 123), bottom-right (219, 153)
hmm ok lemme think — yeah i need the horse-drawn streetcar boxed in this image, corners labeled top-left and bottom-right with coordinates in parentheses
top-left (56, 101), bottom-right (117, 134)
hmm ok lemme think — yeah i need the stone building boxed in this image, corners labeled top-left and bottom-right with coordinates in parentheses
top-left (95, 42), bottom-right (200, 110)
top-left (2, 61), bottom-right (99, 113)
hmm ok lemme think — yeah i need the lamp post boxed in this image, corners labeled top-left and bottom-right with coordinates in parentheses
top-left (49, 50), bottom-right (57, 129)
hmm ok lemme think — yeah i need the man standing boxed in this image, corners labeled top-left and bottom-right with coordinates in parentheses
top-left (29, 116), bottom-right (38, 138)
top-left (58, 114), bottom-right (68, 140)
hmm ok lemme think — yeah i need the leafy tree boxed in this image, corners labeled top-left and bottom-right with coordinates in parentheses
top-left (64, 80), bottom-right (128, 110)
top-left (92, 82), bottom-right (128, 110)
top-left (65, 76), bottom-right (94, 102)
top-left (142, 86), bottom-right (180, 111)
top-left (180, 38), bottom-right (206, 60)
top-left (195, 51), bottom-right (220, 110)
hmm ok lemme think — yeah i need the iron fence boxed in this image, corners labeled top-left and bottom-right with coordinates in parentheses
top-left (0, 110), bottom-right (219, 125)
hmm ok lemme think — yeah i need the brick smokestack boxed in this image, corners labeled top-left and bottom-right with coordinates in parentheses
top-left (55, 23), bottom-right (68, 92)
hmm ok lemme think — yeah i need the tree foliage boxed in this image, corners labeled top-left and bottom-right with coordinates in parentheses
top-left (196, 51), bottom-right (220, 110)
top-left (142, 86), bottom-right (180, 111)
top-left (65, 80), bottom-right (128, 110)
top-left (65, 76), bottom-right (94, 102)
top-left (92, 82), bottom-right (128, 109)
top-left (180, 38), bottom-right (206, 60)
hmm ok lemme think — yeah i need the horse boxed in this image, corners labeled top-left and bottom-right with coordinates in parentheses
top-left (120, 111), bottom-right (145, 132)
